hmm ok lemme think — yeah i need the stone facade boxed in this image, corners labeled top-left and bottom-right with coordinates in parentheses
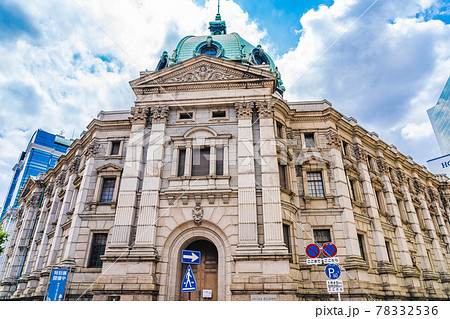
top-left (1, 55), bottom-right (450, 301)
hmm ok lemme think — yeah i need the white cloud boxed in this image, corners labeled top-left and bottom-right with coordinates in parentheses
top-left (401, 122), bottom-right (434, 140)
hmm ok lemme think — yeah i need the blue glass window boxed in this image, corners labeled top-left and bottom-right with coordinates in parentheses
top-left (201, 47), bottom-right (217, 56)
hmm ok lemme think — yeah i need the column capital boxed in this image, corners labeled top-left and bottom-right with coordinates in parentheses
top-left (352, 143), bottom-right (367, 162)
top-left (44, 182), bottom-right (54, 197)
top-left (68, 155), bottom-right (81, 174)
top-left (325, 129), bottom-right (341, 149)
top-left (130, 106), bottom-right (150, 124)
top-left (376, 157), bottom-right (389, 174)
top-left (55, 171), bottom-right (67, 187)
top-left (396, 168), bottom-right (406, 185)
top-left (151, 105), bottom-right (170, 124)
top-left (84, 140), bottom-right (99, 159)
top-left (255, 101), bottom-right (274, 118)
top-left (234, 101), bottom-right (254, 119)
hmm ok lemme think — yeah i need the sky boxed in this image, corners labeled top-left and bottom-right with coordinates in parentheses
top-left (0, 0), bottom-right (449, 204)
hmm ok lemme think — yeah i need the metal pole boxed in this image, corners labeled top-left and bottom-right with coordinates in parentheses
top-left (338, 292), bottom-right (341, 301)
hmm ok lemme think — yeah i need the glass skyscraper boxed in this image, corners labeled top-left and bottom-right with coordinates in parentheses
top-left (428, 76), bottom-right (450, 154)
top-left (1, 129), bottom-right (72, 220)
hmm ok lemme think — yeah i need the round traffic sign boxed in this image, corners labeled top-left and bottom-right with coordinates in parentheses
top-left (306, 243), bottom-right (321, 258)
top-left (322, 242), bottom-right (337, 257)
top-left (325, 263), bottom-right (341, 279)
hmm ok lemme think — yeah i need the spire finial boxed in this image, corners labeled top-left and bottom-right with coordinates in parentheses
top-left (215, 0), bottom-right (221, 21)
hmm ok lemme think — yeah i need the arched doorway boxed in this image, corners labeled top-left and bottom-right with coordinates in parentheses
top-left (180, 240), bottom-right (218, 301)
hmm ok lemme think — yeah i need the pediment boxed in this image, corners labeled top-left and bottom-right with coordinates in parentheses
top-left (97, 163), bottom-right (123, 172)
top-left (130, 55), bottom-right (277, 92)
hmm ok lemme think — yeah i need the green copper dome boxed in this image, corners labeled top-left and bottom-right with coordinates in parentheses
top-left (155, 9), bottom-right (285, 94)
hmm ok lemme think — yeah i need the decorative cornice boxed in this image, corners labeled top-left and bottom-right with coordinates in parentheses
top-left (234, 101), bottom-right (253, 119)
top-left (130, 106), bottom-right (150, 124)
top-left (151, 105), bottom-right (170, 124)
top-left (255, 101), bottom-right (274, 118)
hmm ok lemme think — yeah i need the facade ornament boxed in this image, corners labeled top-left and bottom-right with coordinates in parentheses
top-left (413, 179), bottom-right (424, 194)
top-left (396, 168), bottom-right (405, 185)
top-left (151, 105), bottom-right (170, 124)
top-left (130, 106), bottom-right (150, 124)
top-left (84, 141), bottom-right (99, 159)
top-left (44, 182), bottom-right (54, 197)
top-left (325, 129), bottom-right (341, 149)
top-left (192, 203), bottom-right (204, 226)
top-left (55, 171), bottom-right (67, 187)
top-left (352, 144), bottom-right (368, 162)
top-left (376, 157), bottom-right (389, 174)
top-left (255, 101), bottom-right (274, 118)
top-left (26, 193), bottom-right (41, 208)
top-left (234, 101), bottom-right (253, 119)
top-left (286, 127), bottom-right (294, 140)
top-left (164, 63), bottom-right (247, 83)
top-left (68, 156), bottom-right (81, 174)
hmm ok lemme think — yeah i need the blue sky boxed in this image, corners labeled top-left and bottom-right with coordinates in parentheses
top-left (0, 0), bottom-right (449, 204)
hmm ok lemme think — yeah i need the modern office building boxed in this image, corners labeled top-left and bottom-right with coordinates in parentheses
top-left (428, 76), bottom-right (450, 154)
top-left (0, 130), bottom-right (72, 269)
top-left (1, 12), bottom-right (450, 301)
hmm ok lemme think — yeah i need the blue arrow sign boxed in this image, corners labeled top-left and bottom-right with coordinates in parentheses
top-left (181, 265), bottom-right (197, 292)
top-left (181, 250), bottom-right (201, 264)
top-left (325, 263), bottom-right (341, 280)
top-left (45, 269), bottom-right (69, 301)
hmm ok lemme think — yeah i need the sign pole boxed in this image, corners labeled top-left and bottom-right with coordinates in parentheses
top-left (338, 291), bottom-right (341, 302)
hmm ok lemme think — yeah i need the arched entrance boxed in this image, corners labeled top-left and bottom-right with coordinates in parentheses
top-left (180, 240), bottom-right (218, 301)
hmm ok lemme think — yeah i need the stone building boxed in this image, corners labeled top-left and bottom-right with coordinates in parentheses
top-left (1, 14), bottom-right (450, 301)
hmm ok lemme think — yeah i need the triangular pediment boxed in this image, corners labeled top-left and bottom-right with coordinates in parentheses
top-left (130, 55), bottom-right (277, 93)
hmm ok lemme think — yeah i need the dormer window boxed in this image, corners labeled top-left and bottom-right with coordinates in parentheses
top-left (252, 45), bottom-right (269, 65)
top-left (201, 47), bottom-right (217, 56)
top-left (195, 36), bottom-right (223, 58)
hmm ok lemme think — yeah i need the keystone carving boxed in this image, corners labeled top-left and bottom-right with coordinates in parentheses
top-left (192, 203), bottom-right (204, 226)
top-left (151, 105), bottom-right (170, 124)
top-left (130, 106), bottom-right (150, 124)
top-left (234, 101), bottom-right (253, 119)
top-left (255, 101), bottom-right (274, 118)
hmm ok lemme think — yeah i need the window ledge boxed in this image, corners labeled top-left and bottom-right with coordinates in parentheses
top-left (104, 155), bottom-right (125, 160)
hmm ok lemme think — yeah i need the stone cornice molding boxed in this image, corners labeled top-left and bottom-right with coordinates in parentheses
top-left (130, 106), bottom-right (150, 124)
top-left (255, 101), bottom-right (274, 118)
top-left (151, 105), bottom-right (170, 124)
top-left (234, 101), bottom-right (254, 119)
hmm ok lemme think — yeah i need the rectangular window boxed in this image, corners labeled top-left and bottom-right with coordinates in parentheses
top-left (179, 112), bottom-right (193, 120)
top-left (216, 147), bottom-right (224, 176)
top-left (375, 190), bottom-right (384, 213)
top-left (110, 141), bottom-right (121, 155)
top-left (349, 179), bottom-right (358, 201)
top-left (276, 121), bottom-right (283, 138)
top-left (192, 147), bottom-right (210, 176)
top-left (100, 178), bottom-right (116, 203)
top-left (313, 229), bottom-right (331, 248)
top-left (427, 250), bottom-right (435, 271)
top-left (342, 141), bottom-right (348, 156)
top-left (304, 133), bottom-right (315, 148)
top-left (279, 163), bottom-right (288, 189)
top-left (307, 171), bottom-right (324, 197)
top-left (358, 234), bottom-right (366, 261)
top-left (178, 149), bottom-right (186, 177)
top-left (385, 240), bottom-right (393, 264)
top-left (88, 233), bottom-right (108, 268)
top-left (212, 110), bottom-right (226, 118)
top-left (283, 224), bottom-right (292, 262)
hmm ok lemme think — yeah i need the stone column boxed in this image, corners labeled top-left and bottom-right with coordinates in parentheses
top-left (400, 180), bottom-right (431, 272)
top-left (223, 145), bottom-right (229, 175)
top-left (47, 168), bottom-right (76, 266)
top-left (256, 101), bottom-right (286, 253)
top-left (210, 145), bottom-right (216, 175)
top-left (171, 147), bottom-right (179, 176)
top-left (134, 105), bottom-right (169, 252)
top-left (417, 192), bottom-right (448, 274)
top-left (234, 102), bottom-right (259, 252)
top-left (0, 217), bottom-right (19, 298)
top-left (63, 150), bottom-right (97, 265)
top-left (353, 146), bottom-right (390, 265)
top-left (325, 130), bottom-right (362, 262)
top-left (109, 106), bottom-right (149, 250)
